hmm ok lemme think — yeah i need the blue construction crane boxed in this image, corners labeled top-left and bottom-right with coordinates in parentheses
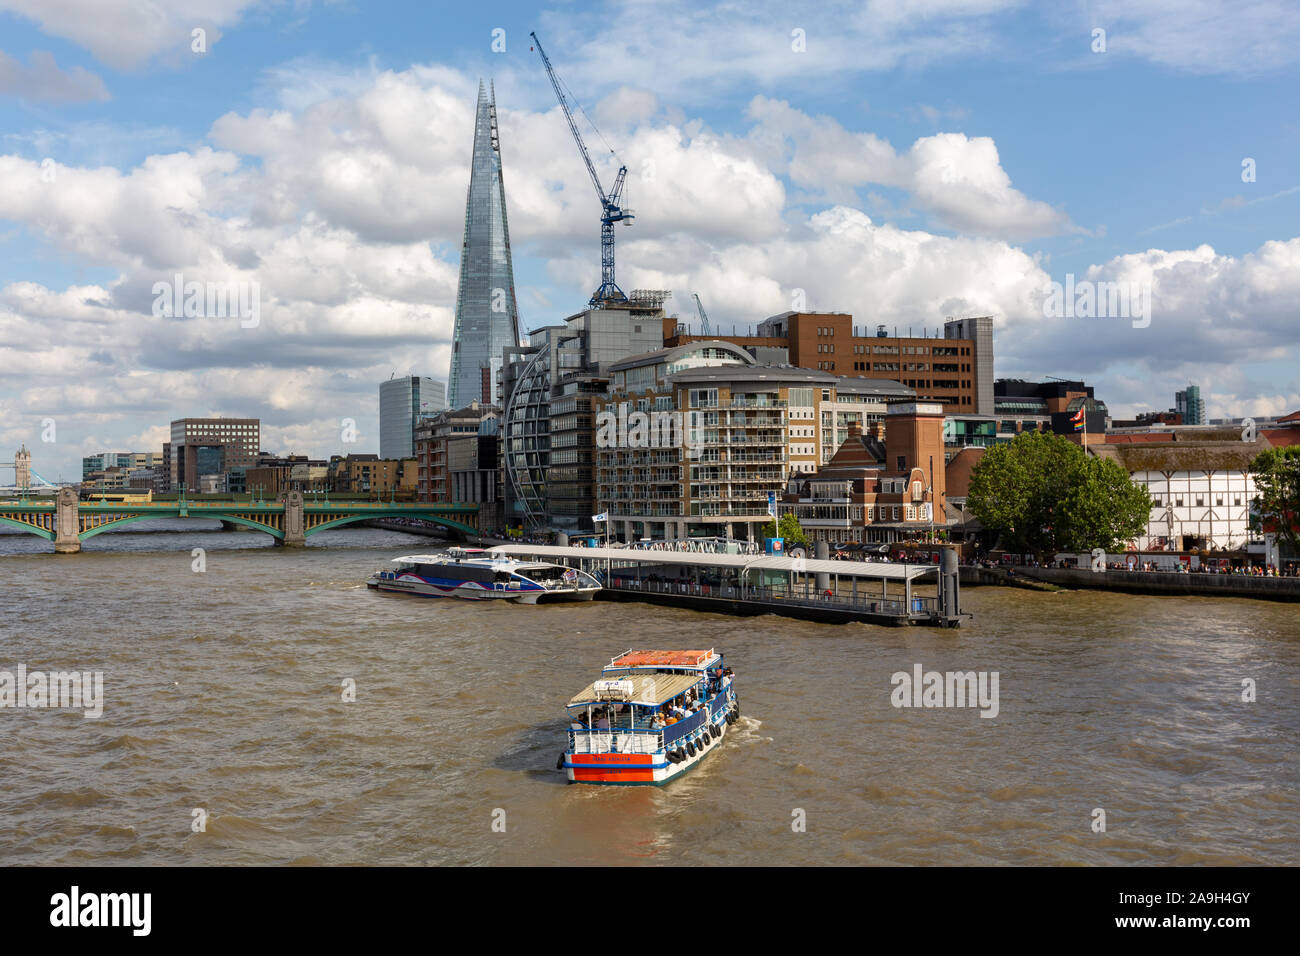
top-left (530, 32), bottom-right (634, 308)
top-left (692, 293), bottom-right (712, 336)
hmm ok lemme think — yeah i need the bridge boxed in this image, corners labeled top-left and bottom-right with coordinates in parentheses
top-left (0, 489), bottom-right (479, 553)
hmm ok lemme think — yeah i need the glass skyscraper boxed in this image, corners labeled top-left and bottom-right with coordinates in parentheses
top-left (380, 376), bottom-right (447, 459)
top-left (448, 80), bottom-right (520, 409)
top-left (1176, 384), bottom-right (1206, 425)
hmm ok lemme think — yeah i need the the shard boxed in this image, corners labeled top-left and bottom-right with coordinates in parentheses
top-left (448, 80), bottom-right (521, 409)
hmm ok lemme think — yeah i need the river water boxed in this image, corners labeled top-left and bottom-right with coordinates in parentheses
top-left (1, 521), bottom-right (1296, 865)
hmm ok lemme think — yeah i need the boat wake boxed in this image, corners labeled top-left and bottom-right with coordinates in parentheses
top-left (731, 715), bottom-right (772, 744)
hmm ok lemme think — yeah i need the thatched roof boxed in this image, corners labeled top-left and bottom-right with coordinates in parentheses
top-left (1092, 439), bottom-right (1269, 473)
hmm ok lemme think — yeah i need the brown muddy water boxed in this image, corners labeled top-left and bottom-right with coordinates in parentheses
top-left (1, 522), bottom-right (1296, 865)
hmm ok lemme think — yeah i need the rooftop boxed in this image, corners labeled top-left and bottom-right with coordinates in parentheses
top-left (609, 649), bottom-right (718, 669)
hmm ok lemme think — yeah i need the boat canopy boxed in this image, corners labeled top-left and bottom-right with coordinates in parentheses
top-left (568, 672), bottom-right (700, 708)
top-left (390, 553), bottom-right (508, 564)
top-left (607, 649), bottom-right (718, 670)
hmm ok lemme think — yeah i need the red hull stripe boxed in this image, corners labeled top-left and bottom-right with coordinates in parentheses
top-left (572, 769), bottom-right (657, 783)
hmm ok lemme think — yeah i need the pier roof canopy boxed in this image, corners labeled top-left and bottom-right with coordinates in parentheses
top-left (489, 545), bottom-right (936, 580)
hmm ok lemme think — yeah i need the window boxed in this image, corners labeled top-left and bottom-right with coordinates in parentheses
top-left (1196, 497), bottom-right (1204, 507)
top-left (897, 456), bottom-right (906, 470)
top-left (1153, 497), bottom-right (1162, 507)
top-left (1176, 498), bottom-right (1183, 507)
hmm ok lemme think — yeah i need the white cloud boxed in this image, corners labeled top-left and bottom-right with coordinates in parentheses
top-left (0, 0), bottom-right (254, 70)
top-left (743, 98), bottom-right (1073, 239)
top-left (0, 49), bottom-right (109, 102)
top-left (1090, 0), bottom-right (1300, 75)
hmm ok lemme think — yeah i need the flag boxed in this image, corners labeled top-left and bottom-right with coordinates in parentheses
top-left (592, 512), bottom-right (608, 523)
top-left (1070, 407), bottom-right (1086, 431)
top-left (767, 491), bottom-right (777, 518)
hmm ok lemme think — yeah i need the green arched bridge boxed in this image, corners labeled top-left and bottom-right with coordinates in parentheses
top-left (0, 489), bottom-right (479, 553)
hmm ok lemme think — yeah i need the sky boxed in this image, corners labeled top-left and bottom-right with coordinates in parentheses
top-left (1, 0), bottom-right (1298, 482)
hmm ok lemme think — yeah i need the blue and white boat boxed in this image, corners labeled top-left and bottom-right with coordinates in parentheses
top-left (367, 548), bottom-right (600, 603)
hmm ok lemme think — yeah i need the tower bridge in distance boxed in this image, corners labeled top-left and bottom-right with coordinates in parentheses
top-left (0, 489), bottom-right (478, 553)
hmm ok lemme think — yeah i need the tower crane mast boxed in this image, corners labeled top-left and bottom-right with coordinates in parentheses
top-left (530, 32), bottom-right (634, 308)
top-left (692, 293), bottom-right (711, 336)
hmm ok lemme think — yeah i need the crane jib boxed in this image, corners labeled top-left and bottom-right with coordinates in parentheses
top-left (530, 31), bottom-right (632, 306)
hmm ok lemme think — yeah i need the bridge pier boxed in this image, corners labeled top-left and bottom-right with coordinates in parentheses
top-left (279, 490), bottom-right (305, 547)
top-left (54, 488), bottom-right (81, 553)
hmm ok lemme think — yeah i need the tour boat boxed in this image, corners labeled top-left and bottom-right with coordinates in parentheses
top-left (559, 649), bottom-right (739, 785)
top-left (367, 548), bottom-right (601, 603)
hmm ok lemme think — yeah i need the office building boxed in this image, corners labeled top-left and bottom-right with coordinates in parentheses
top-left (447, 81), bottom-right (521, 408)
top-left (1175, 385), bottom-right (1206, 426)
top-left (379, 376), bottom-right (447, 460)
top-left (501, 296), bottom-right (668, 531)
top-left (168, 418), bottom-right (260, 491)
top-left (664, 312), bottom-right (993, 415)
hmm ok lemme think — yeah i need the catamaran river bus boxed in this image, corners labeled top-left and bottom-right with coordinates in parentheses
top-left (559, 649), bottom-right (739, 785)
top-left (367, 548), bottom-right (601, 603)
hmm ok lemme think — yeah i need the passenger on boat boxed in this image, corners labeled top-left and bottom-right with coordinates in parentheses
top-left (594, 711), bottom-right (610, 729)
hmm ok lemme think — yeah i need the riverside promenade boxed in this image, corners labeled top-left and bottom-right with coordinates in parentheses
top-left (961, 565), bottom-right (1300, 602)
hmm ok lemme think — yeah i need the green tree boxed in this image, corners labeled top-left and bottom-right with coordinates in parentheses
top-left (968, 431), bottom-right (1149, 559)
top-left (762, 512), bottom-right (808, 547)
top-left (1056, 454), bottom-right (1151, 553)
top-left (1249, 446), bottom-right (1300, 555)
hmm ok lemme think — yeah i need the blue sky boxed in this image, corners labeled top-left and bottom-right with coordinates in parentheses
top-left (2, 0), bottom-right (1298, 481)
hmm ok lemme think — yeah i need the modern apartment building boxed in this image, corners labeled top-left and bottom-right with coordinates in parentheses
top-left (664, 312), bottom-right (993, 415)
top-left (593, 342), bottom-right (916, 542)
top-left (379, 375), bottom-right (447, 460)
top-left (414, 402), bottom-right (499, 501)
top-left (168, 418), bottom-right (260, 490)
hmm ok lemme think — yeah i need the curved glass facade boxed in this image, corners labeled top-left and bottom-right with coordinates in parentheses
top-left (502, 342), bottom-right (552, 527)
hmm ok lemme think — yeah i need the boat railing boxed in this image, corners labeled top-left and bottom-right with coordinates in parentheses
top-left (569, 727), bottom-right (663, 755)
top-left (660, 706), bottom-right (715, 745)
top-left (605, 576), bottom-right (933, 617)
